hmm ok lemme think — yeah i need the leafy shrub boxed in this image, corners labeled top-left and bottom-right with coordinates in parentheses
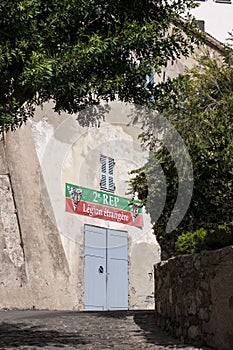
top-left (175, 224), bottom-right (233, 254)
top-left (175, 228), bottom-right (207, 254)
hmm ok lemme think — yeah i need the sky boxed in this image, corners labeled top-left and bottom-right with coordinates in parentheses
top-left (191, 0), bottom-right (233, 43)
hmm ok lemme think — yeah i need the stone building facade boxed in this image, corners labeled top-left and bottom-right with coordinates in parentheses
top-left (0, 33), bottom-right (224, 311)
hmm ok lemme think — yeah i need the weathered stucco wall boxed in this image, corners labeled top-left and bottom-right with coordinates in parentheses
top-left (0, 102), bottom-right (161, 310)
top-left (0, 130), bottom-right (77, 310)
top-left (154, 246), bottom-right (233, 350)
top-left (0, 139), bottom-right (26, 294)
top-left (31, 101), bottom-right (161, 310)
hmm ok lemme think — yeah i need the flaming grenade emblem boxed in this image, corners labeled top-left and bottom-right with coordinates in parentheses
top-left (68, 186), bottom-right (83, 212)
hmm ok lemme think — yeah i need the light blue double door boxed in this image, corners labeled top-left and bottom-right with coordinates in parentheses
top-left (84, 225), bottom-right (128, 310)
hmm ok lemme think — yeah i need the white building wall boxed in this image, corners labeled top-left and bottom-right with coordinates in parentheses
top-left (31, 101), bottom-right (161, 310)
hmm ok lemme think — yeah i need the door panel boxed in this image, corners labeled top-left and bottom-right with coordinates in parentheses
top-left (84, 225), bottom-right (107, 310)
top-left (107, 229), bottom-right (128, 310)
top-left (107, 259), bottom-right (128, 310)
top-left (84, 255), bottom-right (106, 310)
top-left (84, 225), bottom-right (128, 310)
top-left (107, 230), bottom-right (128, 259)
top-left (85, 225), bottom-right (106, 255)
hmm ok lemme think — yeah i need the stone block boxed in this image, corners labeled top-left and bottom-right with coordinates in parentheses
top-left (198, 307), bottom-right (210, 322)
top-left (188, 325), bottom-right (199, 339)
top-left (188, 300), bottom-right (197, 315)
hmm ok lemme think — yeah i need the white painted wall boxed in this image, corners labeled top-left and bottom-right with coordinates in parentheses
top-left (31, 101), bottom-right (161, 309)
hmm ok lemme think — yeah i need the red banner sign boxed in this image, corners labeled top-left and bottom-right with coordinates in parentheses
top-left (65, 183), bottom-right (143, 227)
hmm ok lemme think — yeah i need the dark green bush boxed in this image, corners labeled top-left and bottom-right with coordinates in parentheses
top-left (175, 224), bottom-right (233, 254)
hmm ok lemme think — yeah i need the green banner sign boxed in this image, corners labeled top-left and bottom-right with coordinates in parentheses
top-left (65, 183), bottom-right (143, 227)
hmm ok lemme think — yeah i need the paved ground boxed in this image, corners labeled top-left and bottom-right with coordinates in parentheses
top-left (0, 310), bottom-right (211, 350)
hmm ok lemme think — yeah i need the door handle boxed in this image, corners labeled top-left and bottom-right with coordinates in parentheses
top-left (98, 265), bottom-right (104, 274)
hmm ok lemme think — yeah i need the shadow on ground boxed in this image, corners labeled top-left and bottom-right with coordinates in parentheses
top-left (0, 322), bottom-right (87, 348)
top-left (0, 311), bottom-right (211, 349)
top-left (86, 310), bottom-right (198, 349)
top-left (88, 310), bottom-right (129, 319)
top-left (133, 311), bottom-right (187, 349)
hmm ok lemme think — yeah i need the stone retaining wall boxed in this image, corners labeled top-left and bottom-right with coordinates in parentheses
top-left (154, 246), bottom-right (233, 350)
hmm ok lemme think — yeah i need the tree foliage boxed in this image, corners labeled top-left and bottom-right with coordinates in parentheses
top-left (175, 224), bottom-right (233, 255)
top-left (0, 0), bottom-right (199, 131)
top-left (130, 47), bottom-right (233, 258)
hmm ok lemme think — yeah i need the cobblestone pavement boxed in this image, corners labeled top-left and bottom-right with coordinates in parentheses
top-left (0, 310), bottom-right (212, 350)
